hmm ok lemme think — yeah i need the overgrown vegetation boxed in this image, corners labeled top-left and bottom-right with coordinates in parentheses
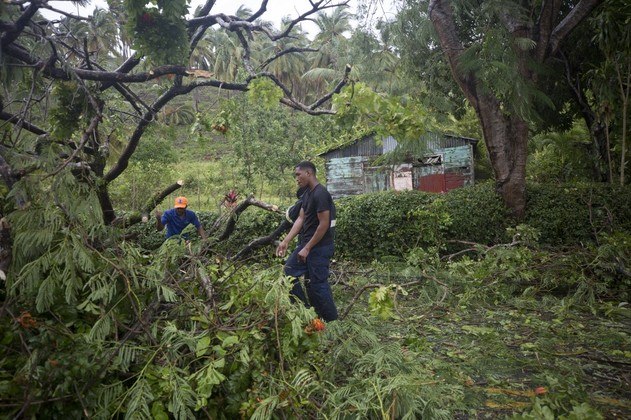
top-left (333, 182), bottom-right (631, 260)
top-left (1, 0), bottom-right (629, 418)
top-left (3, 179), bottom-right (629, 417)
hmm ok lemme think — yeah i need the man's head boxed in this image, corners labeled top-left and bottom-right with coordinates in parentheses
top-left (174, 196), bottom-right (188, 215)
top-left (294, 161), bottom-right (317, 189)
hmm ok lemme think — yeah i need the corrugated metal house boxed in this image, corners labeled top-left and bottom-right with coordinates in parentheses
top-left (319, 133), bottom-right (478, 199)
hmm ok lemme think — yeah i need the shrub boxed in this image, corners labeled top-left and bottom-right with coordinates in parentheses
top-left (335, 190), bottom-right (436, 260)
top-left (335, 182), bottom-right (631, 260)
top-left (524, 183), bottom-right (631, 245)
top-left (128, 183), bottom-right (631, 259)
top-left (439, 181), bottom-right (512, 245)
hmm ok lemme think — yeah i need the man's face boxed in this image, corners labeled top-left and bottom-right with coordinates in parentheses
top-left (294, 167), bottom-right (309, 188)
top-left (175, 207), bottom-right (186, 216)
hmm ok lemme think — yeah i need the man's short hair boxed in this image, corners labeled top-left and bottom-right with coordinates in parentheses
top-left (296, 161), bottom-right (316, 175)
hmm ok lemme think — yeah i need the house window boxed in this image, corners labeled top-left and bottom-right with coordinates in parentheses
top-left (419, 154), bottom-right (442, 166)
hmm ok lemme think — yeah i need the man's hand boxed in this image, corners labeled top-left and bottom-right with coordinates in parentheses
top-left (276, 241), bottom-right (288, 257)
top-left (298, 246), bottom-right (310, 262)
top-left (155, 210), bottom-right (164, 231)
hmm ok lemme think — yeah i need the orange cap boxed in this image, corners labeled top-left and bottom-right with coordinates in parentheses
top-left (174, 196), bottom-right (188, 208)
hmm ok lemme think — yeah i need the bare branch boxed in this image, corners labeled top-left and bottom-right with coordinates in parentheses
top-left (548, 0), bottom-right (604, 57)
top-left (232, 220), bottom-right (291, 261)
top-left (99, 55), bottom-right (142, 91)
top-left (1, 0), bottom-right (42, 48)
top-left (267, 1), bottom-right (350, 41)
top-left (309, 64), bottom-right (352, 109)
top-left (114, 181), bottom-right (184, 227)
top-left (247, 0), bottom-right (270, 22)
top-left (0, 111), bottom-right (47, 136)
top-left (40, 4), bottom-right (90, 21)
top-left (214, 194), bottom-right (282, 241)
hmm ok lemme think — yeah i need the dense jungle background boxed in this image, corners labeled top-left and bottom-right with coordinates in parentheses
top-left (1, 0), bottom-right (629, 418)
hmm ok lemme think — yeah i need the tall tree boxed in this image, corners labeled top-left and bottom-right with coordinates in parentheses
top-left (427, 0), bottom-right (603, 217)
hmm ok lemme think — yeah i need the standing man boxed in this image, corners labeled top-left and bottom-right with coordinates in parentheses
top-left (156, 196), bottom-right (207, 240)
top-left (276, 161), bottom-right (338, 322)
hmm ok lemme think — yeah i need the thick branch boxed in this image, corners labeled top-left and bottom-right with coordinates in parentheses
top-left (1, 0), bottom-right (41, 48)
top-left (99, 55), bottom-right (141, 91)
top-left (216, 195), bottom-right (281, 241)
top-left (114, 181), bottom-right (184, 227)
top-left (141, 181), bottom-right (184, 217)
top-left (534, 0), bottom-right (562, 62)
top-left (428, 0), bottom-right (479, 108)
top-left (232, 220), bottom-right (291, 261)
top-left (548, 0), bottom-right (604, 58)
top-left (309, 64), bottom-right (352, 110)
top-left (4, 43), bottom-right (188, 83)
top-left (0, 111), bottom-right (47, 136)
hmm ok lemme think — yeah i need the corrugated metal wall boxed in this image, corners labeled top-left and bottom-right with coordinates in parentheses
top-left (412, 145), bottom-right (474, 192)
top-left (323, 134), bottom-right (477, 197)
top-left (321, 133), bottom-right (475, 160)
top-left (325, 157), bottom-right (367, 199)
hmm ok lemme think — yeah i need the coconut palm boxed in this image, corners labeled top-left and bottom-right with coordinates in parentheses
top-left (256, 17), bottom-right (311, 101)
top-left (66, 8), bottom-right (120, 60)
top-left (302, 6), bottom-right (354, 101)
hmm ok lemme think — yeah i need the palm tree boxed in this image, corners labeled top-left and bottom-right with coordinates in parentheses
top-left (256, 17), bottom-right (311, 101)
top-left (66, 8), bottom-right (119, 60)
top-left (302, 6), bottom-right (353, 100)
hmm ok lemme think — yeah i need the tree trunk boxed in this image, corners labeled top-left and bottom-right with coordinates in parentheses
top-left (475, 94), bottom-right (529, 218)
top-left (561, 52), bottom-right (611, 181)
top-left (98, 185), bottom-right (116, 225)
top-left (429, 0), bottom-right (603, 217)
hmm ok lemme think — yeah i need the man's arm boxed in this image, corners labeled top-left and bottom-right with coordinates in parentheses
top-left (155, 211), bottom-right (165, 231)
top-left (297, 210), bottom-right (329, 262)
top-left (276, 208), bottom-right (305, 257)
top-left (197, 225), bottom-right (208, 240)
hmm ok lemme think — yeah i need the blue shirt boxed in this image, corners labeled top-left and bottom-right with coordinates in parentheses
top-left (161, 208), bottom-right (201, 238)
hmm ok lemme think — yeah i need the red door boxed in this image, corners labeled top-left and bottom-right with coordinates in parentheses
top-left (418, 173), bottom-right (446, 192)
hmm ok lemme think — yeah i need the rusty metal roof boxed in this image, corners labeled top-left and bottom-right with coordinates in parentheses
top-left (319, 133), bottom-right (478, 160)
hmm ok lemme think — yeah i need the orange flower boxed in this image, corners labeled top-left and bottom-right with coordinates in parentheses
top-left (534, 386), bottom-right (547, 395)
top-left (311, 318), bottom-right (325, 332)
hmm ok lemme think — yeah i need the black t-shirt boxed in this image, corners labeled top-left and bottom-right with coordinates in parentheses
top-left (300, 184), bottom-right (335, 247)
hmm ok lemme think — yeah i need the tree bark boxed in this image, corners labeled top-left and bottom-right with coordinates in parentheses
top-left (429, 0), bottom-right (529, 217)
top-left (429, 0), bottom-right (603, 217)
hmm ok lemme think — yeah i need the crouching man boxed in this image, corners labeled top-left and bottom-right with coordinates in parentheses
top-left (156, 196), bottom-right (207, 241)
top-left (276, 161), bottom-right (338, 322)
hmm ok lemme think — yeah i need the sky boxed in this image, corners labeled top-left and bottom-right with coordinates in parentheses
top-left (43, 0), bottom-right (397, 35)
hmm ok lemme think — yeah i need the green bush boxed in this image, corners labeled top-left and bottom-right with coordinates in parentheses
top-left (128, 183), bottom-right (631, 259)
top-left (439, 181), bottom-right (512, 245)
top-left (334, 182), bottom-right (631, 260)
top-left (524, 183), bottom-right (631, 245)
top-left (335, 190), bottom-right (436, 260)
